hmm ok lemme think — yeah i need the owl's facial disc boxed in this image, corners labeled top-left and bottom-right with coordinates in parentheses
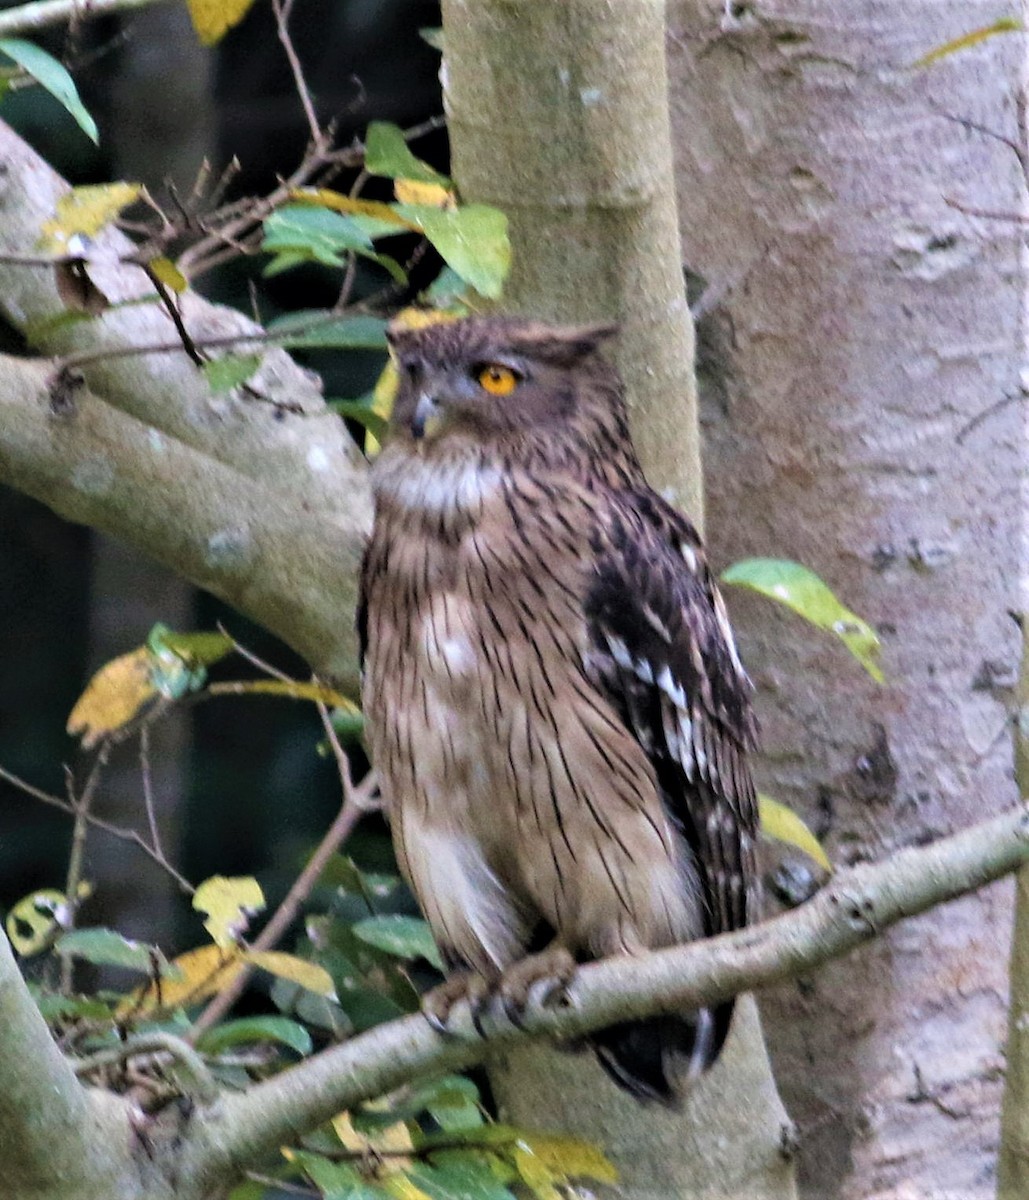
top-left (400, 356), bottom-right (528, 443)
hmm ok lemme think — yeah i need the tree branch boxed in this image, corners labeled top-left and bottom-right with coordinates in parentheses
top-left (177, 802), bottom-right (1029, 1195)
top-left (0, 118), bottom-right (372, 687)
top-left (0, 0), bottom-right (167, 36)
top-left (0, 917), bottom-right (133, 1195)
top-left (0, 354), bottom-right (368, 690)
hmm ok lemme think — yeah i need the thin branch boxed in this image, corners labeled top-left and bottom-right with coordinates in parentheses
top-left (0, 761), bottom-right (194, 894)
top-left (271, 0), bottom-right (322, 147)
top-left (70, 1031), bottom-right (218, 1104)
top-left (0, 0), bottom-right (166, 37)
top-left (61, 745), bottom-right (110, 991)
top-left (141, 263), bottom-right (205, 367)
top-left (188, 709), bottom-right (375, 1040)
top-left (139, 726), bottom-right (164, 860)
top-left (178, 802), bottom-right (1029, 1194)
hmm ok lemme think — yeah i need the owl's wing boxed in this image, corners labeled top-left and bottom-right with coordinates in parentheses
top-left (583, 489), bottom-right (758, 937)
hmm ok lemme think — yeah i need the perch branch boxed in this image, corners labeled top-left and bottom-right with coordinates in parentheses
top-left (177, 802), bottom-right (1029, 1194)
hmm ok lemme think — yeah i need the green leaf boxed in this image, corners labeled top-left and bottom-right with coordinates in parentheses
top-left (149, 626), bottom-right (234, 668)
top-left (328, 398), bottom-right (391, 443)
top-left (226, 1179), bottom-right (273, 1200)
top-left (351, 914), bottom-right (444, 969)
top-left (202, 353), bottom-right (262, 394)
top-left (55, 928), bottom-right (162, 974)
top-left (394, 204), bottom-right (510, 299)
top-left (266, 311), bottom-right (389, 350)
top-left (410, 1076), bottom-right (484, 1132)
top-left (197, 1015), bottom-right (313, 1056)
top-left (402, 1161), bottom-right (515, 1200)
top-left (365, 121), bottom-right (450, 185)
top-left (720, 557), bottom-right (883, 682)
top-left (0, 39), bottom-right (98, 142)
top-left (31, 989), bottom-right (116, 1022)
top-left (263, 205), bottom-right (372, 270)
top-left (758, 795), bottom-right (832, 873)
top-left (913, 18), bottom-right (1022, 67)
top-left (288, 1150), bottom-right (386, 1200)
top-left (423, 266), bottom-right (470, 309)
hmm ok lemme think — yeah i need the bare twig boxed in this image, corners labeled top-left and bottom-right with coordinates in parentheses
top-left (188, 761), bottom-right (375, 1041)
top-left (0, 762), bottom-right (194, 895)
top-left (60, 746), bottom-right (110, 991)
top-left (70, 1031), bottom-right (218, 1103)
top-left (141, 263), bottom-right (206, 367)
top-left (271, 0), bottom-right (322, 147)
top-left (139, 726), bottom-right (164, 862)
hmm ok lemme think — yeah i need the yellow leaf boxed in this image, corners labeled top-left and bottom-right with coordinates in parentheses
top-left (245, 950), bottom-right (336, 998)
top-left (193, 875), bottom-right (265, 949)
top-left (40, 183), bottom-right (142, 253)
top-left (66, 647), bottom-right (158, 749)
top-left (382, 1175), bottom-right (432, 1200)
top-left (510, 1132), bottom-right (618, 1189)
top-left (758, 794), bottom-right (832, 873)
top-left (332, 1111), bottom-right (414, 1159)
top-left (185, 0), bottom-right (257, 45)
top-left (393, 179), bottom-right (454, 208)
top-left (365, 360), bottom-right (399, 458)
top-left (6, 889), bottom-right (69, 955)
top-left (289, 188), bottom-right (416, 228)
top-left (148, 256), bottom-right (188, 293)
top-left (122, 943), bottom-right (244, 1016)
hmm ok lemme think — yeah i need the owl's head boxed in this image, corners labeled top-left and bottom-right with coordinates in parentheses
top-left (385, 316), bottom-right (619, 446)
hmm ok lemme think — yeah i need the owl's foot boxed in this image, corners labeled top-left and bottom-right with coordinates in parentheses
top-left (422, 970), bottom-right (494, 1039)
top-left (422, 948), bottom-right (577, 1038)
top-left (496, 946), bottom-right (577, 1028)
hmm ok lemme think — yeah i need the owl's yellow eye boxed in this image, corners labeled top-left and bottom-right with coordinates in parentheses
top-left (477, 363), bottom-right (520, 396)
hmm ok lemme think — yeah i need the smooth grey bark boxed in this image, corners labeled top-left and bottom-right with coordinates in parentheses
top-left (441, 3), bottom-right (793, 1197)
top-left (668, 3), bottom-right (1026, 1197)
top-left (0, 119), bottom-right (372, 691)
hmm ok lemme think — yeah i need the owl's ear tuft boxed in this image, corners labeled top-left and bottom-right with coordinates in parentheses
top-left (510, 321), bottom-right (619, 367)
top-left (385, 323), bottom-right (420, 357)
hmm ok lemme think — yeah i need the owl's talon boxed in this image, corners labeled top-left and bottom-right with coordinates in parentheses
top-left (497, 945), bottom-right (577, 1027)
top-left (423, 969), bottom-right (494, 1039)
top-left (423, 1009), bottom-right (454, 1038)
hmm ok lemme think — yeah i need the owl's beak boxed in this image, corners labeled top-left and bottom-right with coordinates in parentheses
top-left (411, 392), bottom-right (441, 441)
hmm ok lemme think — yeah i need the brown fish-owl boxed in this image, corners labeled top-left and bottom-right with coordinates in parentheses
top-left (358, 316), bottom-right (758, 1102)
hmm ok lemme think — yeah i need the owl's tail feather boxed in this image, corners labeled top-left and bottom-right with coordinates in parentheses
top-left (590, 1000), bottom-right (735, 1104)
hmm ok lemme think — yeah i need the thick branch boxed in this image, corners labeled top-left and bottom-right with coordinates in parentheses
top-left (0, 916), bottom-right (135, 1196)
top-left (0, 119), bottom-right (371, 685)
top-left (0, 355), bottom-right (366, 691)
top-left (177, 803), bottom-right (1029, 1195)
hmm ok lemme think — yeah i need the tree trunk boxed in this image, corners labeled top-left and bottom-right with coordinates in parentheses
top-left (443, 2), bottom-right (796, 1196)
top-left (668, 3), bottom-right (1025, 1196)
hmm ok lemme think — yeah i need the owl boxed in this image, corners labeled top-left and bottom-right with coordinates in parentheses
top-left (358, 316), bottom-right (758, 1102)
